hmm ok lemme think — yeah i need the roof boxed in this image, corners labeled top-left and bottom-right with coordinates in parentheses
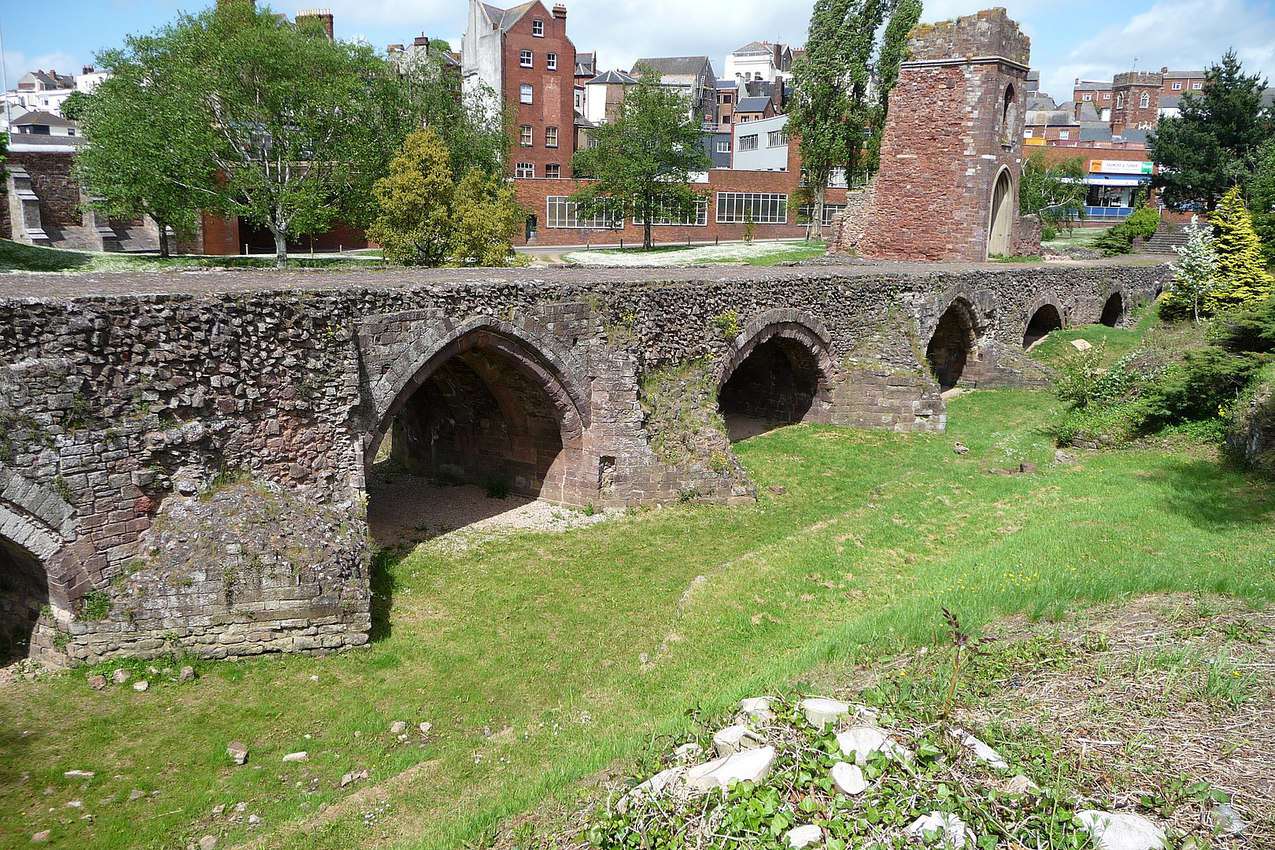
top-left (731, 40), bottom-right (773, 56)
top-left (22, 69), bottom-right (75, 89)
top-left (14, 110), bottom-right (76, 128)
top-left (1159, 94), bottom-right (1182, 109)
top-left (588, 69), bottom-right (637, 85)
top-left (1026, 94), bottom-right (1056, 110)
top-left (1079, 125), bottom-right (1114, 142)
top-left (574, 112), bottom-right (597, 128)
top-left (736, 96), bottom-right (772, 113)
top-left (632, 56), bottom-right (711, 78)
top-left (1025, 109), bottom-right (1074, 126)
top-left (1162, 70), bottom-right (1204, 79)
top-left (716, 78), bottom-right (739, 90)
top-left (575, 51), bottom-right (596, 76)
top-left (480, 1), bottom-right (536, 33)
top-left (1074, 80), bottom-right (1112, 92)
top-left (1074, 101), bottom-right (1099, 121)
top-left (1114, 128), bottom-right (1150, 144)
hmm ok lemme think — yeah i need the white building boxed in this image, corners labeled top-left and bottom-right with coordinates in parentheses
top-left (723, 41), bottom-right (793, 84)
top-left (3, 66), bottom-right (110, 124)
top-left (731, 112), bottom-right (789, 171)
top-left (583, 69), bottom-right (636, 125)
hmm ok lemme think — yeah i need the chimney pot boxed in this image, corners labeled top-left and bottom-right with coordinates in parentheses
top-left (552, 3), bottom-right (567, 19)
top-left (413, 35), bottom-right (429, 47)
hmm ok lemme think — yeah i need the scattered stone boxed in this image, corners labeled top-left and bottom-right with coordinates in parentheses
top-left (836, 726), bottom-right (912, 765)
top-left (87, 675), bottom-right (107, 691)
top-left (1006, 774), bottom-right (1040, 795)
top-left (953, 442), bottom-right (969, 455)
top-left (1071, 339), bottom-right (1093, 352)
top-left (418, 722), bottom-right (432, 736)
top-left (673, 742), bottom-right (704, 763)
top-left (248, 814), bottom-right (260, 826)
top-left (905, 812), bottom-right (973, 848)
top-left (31, 832), bottom-right (50, 843)
top-left (768, 485), bottom-right (787, 495)
top-left (389, 721), bottom-right (407, 735)
top-left (132, 680), bottom-right (149, 692)
top-left (128, 789), bottom-right (145, 802)
top-left (111, 669), bottom-right (130, 685)
top-left (211, 804), bottom-right (225, 816)
top-left (1018, 462), bottom-right (1037, 474)
top-left (233, 801), bottom-right (247, 814)
top-left (1054, 449), bottom-right (1075, 465)
top-left (1211, 803), bottom-right (1245, 836)
top-left (618, 766), bottom-right (685, 812)
top-left (786, 824), bottom-right (823, 848)
top-left (198, 836), bottom-right (218, 850)
top-left (66, 800), bottom-right (82, 809)
top-left (179, 666), bottom-right (196, 682)
top-left (799, 697), bottom-right (850, 729)
top-left (712, 724), bottom-right (763, 757)
top-left (339, 769), bottom-right (369, 788)
top-left (63, 770), bottom-right (95, 780)
top-left (226, 742), bottom-right (248, 765)
top-left (830, 761), bottom-right (868, 795)
top-left (949, 728), bottom-right (1008, 770)
top-left (1075, 811), bottom-right (1166, 850)
top-left (282, 751), bottom-right (308, 763)
top-left (738, 697), bottom-right (774, 721)
top-left (684, 746), bottom-right (776, 794)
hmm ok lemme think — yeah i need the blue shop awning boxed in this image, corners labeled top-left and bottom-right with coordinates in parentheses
top-left (1084, 174), bottom-right (1151, 186)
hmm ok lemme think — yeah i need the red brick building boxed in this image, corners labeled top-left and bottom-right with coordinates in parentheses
top-left (462, 0), bottom-right (577, 180)
top-left (1110, 71), bottom-right (1162, 135)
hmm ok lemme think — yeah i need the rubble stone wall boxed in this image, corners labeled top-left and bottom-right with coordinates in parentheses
top-left (0, 261), bottom-right (1170, 664)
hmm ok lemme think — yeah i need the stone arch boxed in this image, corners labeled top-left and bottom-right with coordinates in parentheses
top-left (925, 296), bottom-right (982, 391)
top-left (717, 311), bottom-right (836, 441)
top-left (0, 473), bottom-right (78, 663)
top-left (1100, 290), bottom-right (1126, 327)
top-left (1001, 84), bottom-right (1018, 146)
top-left (365, 318), bottom-right (590, 507)
top-left (1022, 294), bottom-right (1066, 349)
top-left (987, 166), bottom-right (1014, 257)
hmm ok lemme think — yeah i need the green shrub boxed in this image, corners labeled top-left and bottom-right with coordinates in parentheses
top-left (1125, 205), bottom-right (1161, 239)
top-left (1041, 224), bottom-right (1058, 242)
top-left (1053, 345), bottom-right (1144, 409)
top-left (1217, 297), bottom-right (1275, 353)
top-left (1092, 222), bottom-right (1136, 256)
top-left (1137, 349), bottom-right (1264, 429)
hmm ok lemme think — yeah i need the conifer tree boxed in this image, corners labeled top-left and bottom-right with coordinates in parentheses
top-left (1210, 187), bottom-right (1274, 307)
top-left (1170, 219), bottom-right (1218, 323)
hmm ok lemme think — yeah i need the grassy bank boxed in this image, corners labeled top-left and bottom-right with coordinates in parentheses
top-left (2, 390), bottom-right (1272, 849)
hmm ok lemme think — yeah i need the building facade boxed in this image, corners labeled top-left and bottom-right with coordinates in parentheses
top-left (462, 0), bottom-right (578, 179)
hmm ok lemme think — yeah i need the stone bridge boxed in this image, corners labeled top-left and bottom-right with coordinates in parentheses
top-left (0, 260), bottom-right (1170, 665)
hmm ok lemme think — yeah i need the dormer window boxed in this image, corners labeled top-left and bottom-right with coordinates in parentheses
top-left (532, 19), bottom-right (544, 37)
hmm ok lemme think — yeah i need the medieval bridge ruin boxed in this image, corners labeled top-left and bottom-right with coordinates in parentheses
top-left (0, 260), bottom-right (1169, 666)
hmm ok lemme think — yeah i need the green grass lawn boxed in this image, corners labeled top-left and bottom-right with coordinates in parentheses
top-left (1042, 226), bottom-right (1112, 249)
top-left (0, 239), bottom-right (377, 273)
top-left (2, 389), bottom-right (1272, 850)
top-left (567, 240), bottom-right (828, 267)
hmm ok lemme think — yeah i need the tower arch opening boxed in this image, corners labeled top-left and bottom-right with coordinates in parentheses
top-left (1023, 303), bottom-right (1063, 348)
top-left (1100, 292), bottom-right (1125, 327)
top-left (0, 535), bottom-right (50, 665)
top-left (366, 328), bottom-right (585, 547)
top-left (718, 329), bottom-right (827, 442)
top-left (988, 168), bottom-right (1014, 257)
top-left (926, 299), bottom-right (979, 391)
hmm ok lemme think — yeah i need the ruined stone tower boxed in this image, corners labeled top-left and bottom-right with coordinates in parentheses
top-left (859, 8), bottom-right (1036, 262)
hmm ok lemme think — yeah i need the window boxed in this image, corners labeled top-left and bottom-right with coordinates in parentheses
top-left (716, 192), bottom-right (788, 224)
top-left (547, 53), bottom-right (557, 70)
top-left (1139, 92), bottom-right (1150, 108)
top-left (532, 18), bottom-right (544, 36)
top-left (1116, 93), bottom-right (1124, 109)
top-left (1082, 93), bottom-right (1092, 101)
top-left (1058, 129), bottom-right (1070, 140)
top-left (516, 162), bottom-right (534, 178)
top-left (546, 196), bottom-right (621, 229)
top-left (1023, 128), bottom-right (1034, 138)
top-left (739, 115), bottom-right (751, 123)
top-left (716, 140), bottom-right (730, 153)
top-left (520, 84), bottom-right (533, 104)
top-left (635, 196), bottom-right (709, 226)
top-left (1193, 81), bottom-right (1203, 90)
top-left (545, 163), bottom-right (561, 178)
top-left (519, 125), bottom-right (533, 146)
top-left (723, 93), bottom-right (733, 104)
top-left (798, 203), bottom-right (846, 226)
top-left (1172, 81), bottom-right (1183, 91)
top-left (545, 126), bottom-right (559, 148)
top-left (723, 114), bottom-right (731, 124)
top-left (767, 129), bottom-right (788, 147)
top-left (739, 134), bottom-right (758, 151)
top-left (520, 50), bottom-right (533, 67)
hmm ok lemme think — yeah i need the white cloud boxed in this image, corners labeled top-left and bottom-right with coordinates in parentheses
top-left (1042, 0), bottom-right (1275, 99)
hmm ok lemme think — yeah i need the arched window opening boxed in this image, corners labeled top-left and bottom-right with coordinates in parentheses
top-left (0, 536), bottom-right (49, 664)
top-left (927, 302), bottom-right (978, 391)
top-left (1001, 84), bottom-right (1017, 146)
top-left (1100, 293), bottom-right (1125, 327)
top-left (988, 169), bottom-right (1014, 257)
top-left (719, 336), bottom-right (821, 442)
top-left (1023, 304), bottom-right (1063, 348)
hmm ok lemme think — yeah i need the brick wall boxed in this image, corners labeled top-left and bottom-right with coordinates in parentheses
top-left (1111, 72), bottom-right (1162, 133)
top-left (7, 151), bottom-right (81, 230)
top-left (505, 2), bottom-right (577, 180)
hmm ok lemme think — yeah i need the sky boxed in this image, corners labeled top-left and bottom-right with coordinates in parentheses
top-left (3, 0), bottom-right (1274, 103)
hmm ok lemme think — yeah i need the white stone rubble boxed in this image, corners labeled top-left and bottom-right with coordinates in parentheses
top-left (904, 812), bottom-right (973, 848)
top-left (684, 746), bottom-right (776, 794)
top-left (1075, 811), bottom-right (1166, 850)
top-left (949, 727), bottom-right (1007, 769)
top-left (799, 698), bottom-right (850, 728)
top-left (836, 726), bottom-right (912, 765)
top-left (712, 724), bottom-right (763, 756)
top-left (830, 761), bottom-right (868, 795)
top-left (739, 696), bottom-right (774, 721)
top-left (786, 823), bottom-right (823, 848)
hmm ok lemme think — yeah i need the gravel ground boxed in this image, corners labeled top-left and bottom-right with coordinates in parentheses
top-left (563, 241), bottom-right (809, 267)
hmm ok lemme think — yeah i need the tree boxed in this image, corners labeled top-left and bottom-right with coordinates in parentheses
top-left (1019, 152), bottom-right (1087, 233)
top-left (788, 0), bottom-right (908, 235)
top-left (1150, 51), bottom-right (1272, 210)
top-left (368, 128), bottom-right (523, 267)
top-left (60, 90), bottom-right (92, 122)
top-left (1210, 186), bottom-right (1274, 307)
top-left (177, 3), bottom-right (416, 266)
top-left (74, 38), bottom-right (218, 258)
top-left (868, 0), bottom-right (922, 171)
top-left (1170, 219), bottom-right (1218, 323)
top-left (1249, 139), bottom-right (1275, 267)
top-left (570, 68), bottom-right (710, 250)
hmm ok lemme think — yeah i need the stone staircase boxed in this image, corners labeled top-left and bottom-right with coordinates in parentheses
top-left (1141, 224), bottom-right (1189, 256)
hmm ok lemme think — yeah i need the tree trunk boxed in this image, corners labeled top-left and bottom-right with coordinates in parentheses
top-left (644, 219), bottom-right (653, 251)
top-left (157, 222), bottom-right (170, 259)
top-left (812, 185), bottom-right (826, 239)
top-left (272, 227), bottom-right (288, 268)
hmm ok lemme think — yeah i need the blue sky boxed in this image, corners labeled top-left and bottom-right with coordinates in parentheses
top-left (3, 0), bottom-right (1274, 103)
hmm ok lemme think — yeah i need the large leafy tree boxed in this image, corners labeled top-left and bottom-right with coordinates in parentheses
top-left (1150, 51), bottom-right (1272, 210)
top-left (74, 37), bottom-right (219, 258)
top-left (570, 68), bottom-right (711, 250)
top-left (1019, 152), bottom-right (1087, 232)
top-left (788, 0), bottom-right (917, 235)
top-left (1249, 139), bottom-right (1275, 266)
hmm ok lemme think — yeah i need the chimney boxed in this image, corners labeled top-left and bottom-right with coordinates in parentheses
top-left (413, 34), bottom-right (430, 47)
top-left (296, 8), bottom-right (335, 40)
top-left (552, 3), bottom-right (567, 20)
top-left (82, 65), bottom-right (94, 75)
top-left (387, 44), bottom-right (404, 55)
